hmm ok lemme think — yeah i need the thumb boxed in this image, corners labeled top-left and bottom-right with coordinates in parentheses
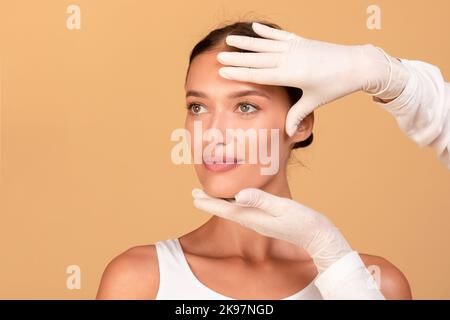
top-left (234, 188), bottom-right (283, 215)
top-left (285, 96), bottom-right (318, 137)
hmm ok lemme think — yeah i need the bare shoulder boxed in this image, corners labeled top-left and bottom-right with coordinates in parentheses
top-left (359, 253), bottom-right (412, 299)
top-left (96, 244), bottom-right (159, 299)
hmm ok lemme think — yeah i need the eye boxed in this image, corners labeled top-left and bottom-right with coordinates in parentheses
top-left (236, 102), bottom-right (259, 115)
top-left (186, 103), bottom-right (207, 115)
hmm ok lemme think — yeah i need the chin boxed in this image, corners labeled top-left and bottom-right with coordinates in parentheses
top-left (196, 164), bottom-right (271, 199)
top-left (201, 179), bottom-right (243, 199)
top-left (195, 164), bottom-right (235, 199)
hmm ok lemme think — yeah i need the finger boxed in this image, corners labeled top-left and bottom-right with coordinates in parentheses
top-left (193, 196), bottom-right (239, 216)
top-left (218, 66), bottom-right (282, 86)
top-left (193, 198), bottom-right (271, 227)
top-left (225, 35), bottom-right (288, 53)
top-left (285, 96), bottom-right (318, 137)
top-left (192, 188), bottom-right (213, 199)
top-left (192, 188), bottom-right (239, 203)
top-left (251, 22), bottom-right (296, 41)
top-left (217, 51), bottom-right (280, 68)
top-left (234, 188), bottom-right (284, 216)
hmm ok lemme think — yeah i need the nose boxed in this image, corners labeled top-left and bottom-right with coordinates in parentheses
top-left (201, 106), bottom-right (236, 144)
top-left (203, 107), bottom-right (236, 160)
top-left (208, 106), bottom-right (234, 133)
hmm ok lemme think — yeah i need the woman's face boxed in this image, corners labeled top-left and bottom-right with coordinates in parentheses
top-left (184, 48), bottom-right (312, 199)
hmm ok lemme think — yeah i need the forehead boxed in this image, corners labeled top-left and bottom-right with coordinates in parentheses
top-left (185, 49), bottom-right (287, 100)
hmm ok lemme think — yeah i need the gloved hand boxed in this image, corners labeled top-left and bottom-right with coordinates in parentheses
top-left (192, 187), bottom-right (385, 299)
top-left (192, 187), bottom-right (352, 273)
top-left (216, 22), bottom-right (410, 136)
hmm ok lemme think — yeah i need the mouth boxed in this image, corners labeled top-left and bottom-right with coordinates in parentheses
top-left (202, 155), bottom-right (243, 172)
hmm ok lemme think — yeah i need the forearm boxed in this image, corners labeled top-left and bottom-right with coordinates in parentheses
top-left (371, 58), bottom-right (450, 169)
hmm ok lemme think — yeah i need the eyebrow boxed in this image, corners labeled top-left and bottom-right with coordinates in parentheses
top-left (185, 89), bottom-right (270, 99)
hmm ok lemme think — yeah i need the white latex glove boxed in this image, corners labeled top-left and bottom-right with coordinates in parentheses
top-left (192, 187), bottom-right (385, 299)
top-left (192, 187), bottom-right (352, 273)
top-left (216, 22), bottom-right (410, 136)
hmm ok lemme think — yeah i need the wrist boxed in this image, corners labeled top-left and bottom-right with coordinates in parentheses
top-left (372, 56), bottom-right (410, 101)
top-left (306, 226), bottom-right (354, 274)
top-left (359, 44), bottom-right (410, 100)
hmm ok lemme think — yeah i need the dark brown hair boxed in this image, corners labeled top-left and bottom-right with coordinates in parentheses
top-left (185, 20), bottom-right (313, 149)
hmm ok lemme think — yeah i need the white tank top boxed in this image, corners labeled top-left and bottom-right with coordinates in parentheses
top-left (155, 238), bottom-right (323, 300)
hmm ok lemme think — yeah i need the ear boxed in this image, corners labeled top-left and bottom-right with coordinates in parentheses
top-left (289, 112), bottom-right (314, 146)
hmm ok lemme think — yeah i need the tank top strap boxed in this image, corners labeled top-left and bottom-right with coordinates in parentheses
top-left (154, 238), bottom-right (199, 299)
top-left (155, 238), bottom-right (191, 280)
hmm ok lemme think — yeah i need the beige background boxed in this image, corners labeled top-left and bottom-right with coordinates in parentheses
top-left (0, 0), bottom-right (449, 299)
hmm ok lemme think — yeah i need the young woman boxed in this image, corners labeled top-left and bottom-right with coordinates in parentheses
top-left (96, 21), bottom-right (412, 300)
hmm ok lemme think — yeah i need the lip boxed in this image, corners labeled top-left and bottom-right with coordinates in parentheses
top-left (203, 162), bottom-right (239, 172)
top-left (202, 156), bottom-right (243, 172)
